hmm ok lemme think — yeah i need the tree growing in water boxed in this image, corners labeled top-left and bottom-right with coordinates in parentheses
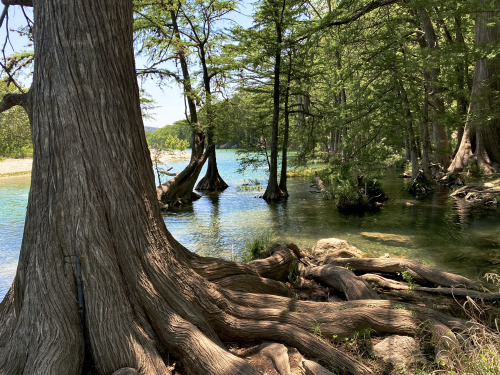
top-left (448, 0), bottom-right (500, 174)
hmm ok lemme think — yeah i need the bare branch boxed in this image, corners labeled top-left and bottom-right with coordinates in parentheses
top-left (1, 0), bottom-right (32, 6)
top-left (0, 5), bottom-right (8, 27)
top-left (0, 91), bottom-right (29, 112)
top-left (322, 0), bottom-right (401, 28)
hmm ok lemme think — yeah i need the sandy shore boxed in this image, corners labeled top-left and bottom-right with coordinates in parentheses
top-left (156, 150), bottom-right (191, 163)
top-left (0, 151), bottom-right (191, 176)
top-left (0, 158), bottom-right (33, 175)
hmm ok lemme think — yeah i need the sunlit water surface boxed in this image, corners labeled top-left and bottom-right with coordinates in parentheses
top-left (1, 150), bottom-right (499, 299)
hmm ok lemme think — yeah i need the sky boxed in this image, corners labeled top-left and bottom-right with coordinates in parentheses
top-left (0, 1), bottom-right (255, 129)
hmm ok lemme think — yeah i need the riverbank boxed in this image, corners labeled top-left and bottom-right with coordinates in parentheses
top-left (0, 150), bottom-right (191, 177)
top-left (0, 158), bottom-right (33, 176)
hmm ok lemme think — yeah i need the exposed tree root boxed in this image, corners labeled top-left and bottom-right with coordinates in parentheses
top-left (361, 273), bottom-right (500, 300)
top-left (188, 243), bottom-right (299, 282)
top-left (213, 274), bottom-right (291, 296)
top-left (2, 237), bottom-right (496, 375)
top-left (258, 343), bottom-right (291, 374)
top-left (303, 359), bottom-right (337, 375)
top-left (323, 256), bottom-right (480, 289)
top-left (305, 264), bottom-right (380, 300)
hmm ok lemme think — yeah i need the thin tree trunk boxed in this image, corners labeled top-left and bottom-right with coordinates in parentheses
top-left (263, 0), bottom-right (285, 201)
top-left (421, 83), bottom-right (432, 177)
top-left (196, 43), bottom-right (228, 192)
top-left (279, 54), bottom-right (292, 197)
top-left (397, 78), bottom-right (419, 179)
top-left (452, 16), bottom-right (469, 158)
top-left (418, 8), bottom-right (451, 169)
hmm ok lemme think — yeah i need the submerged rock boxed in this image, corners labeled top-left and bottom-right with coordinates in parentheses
top-left (313, 238), bottom-right (366, 258)
top-left (360, 232), bottom-right (412, 246)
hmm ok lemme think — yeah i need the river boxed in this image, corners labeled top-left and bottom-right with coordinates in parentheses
top-left (1, 150), bottom-right (499, 299)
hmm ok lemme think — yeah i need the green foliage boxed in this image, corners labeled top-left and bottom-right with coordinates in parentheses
top-left (235, 179), bottom-right (263, 192)
top-left (319, 162), bottom-right (387, 213)
top-left (146, 122), bottom-right (191, 151)
top-left (0, 82), bottom-right (32, 158)
top-left (287, 166), bottom-right (328, 178)
top-left (241, 231), bottom-right (273, 263)
top-left (397, 270), bottom-right (418, 291)
top-left (465, 159), bottom-right (484, 178)
top-left (310, 318), bottom-right (324, 337)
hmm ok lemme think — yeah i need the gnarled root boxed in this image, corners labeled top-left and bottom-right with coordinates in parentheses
top-left (305, 264), bottom-right (379, 300)
top-left (303, 359), bottom-right (337, 375)
top-left (2, 238), bottom-right (493, 375)
top-left (361, 273), bottom-right (500, 300)
top-left (323, 256), bottom-right (479, 289)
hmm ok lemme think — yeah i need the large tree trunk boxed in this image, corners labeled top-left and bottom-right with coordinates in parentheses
top-left (448, 0), bottom-right (500, 174)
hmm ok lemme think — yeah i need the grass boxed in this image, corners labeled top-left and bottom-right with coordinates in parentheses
top-left (0, 171), bottom-right (31, 177)
top-left (287, 166), bottom-right (327, 178)
top-left (413, 298), bottom-right (500, 375)
top-left (241, 231), bottom-right (273, 263)
top-left (311, 318), bottom-right (324, 337)
top-left (235, 179), bottom-right (263, 192)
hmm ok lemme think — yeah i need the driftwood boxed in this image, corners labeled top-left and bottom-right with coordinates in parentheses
top-left (312, 172), bottom-right (333, 199)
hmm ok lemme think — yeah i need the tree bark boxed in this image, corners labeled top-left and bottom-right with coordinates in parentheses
top-left (449, 0), bottom-right (500, 174)
top-left (418, 8), bottom-right (451, 169)
top-left (156, 3), bottom-right (208, 206)
top-left (263, 0), bottom-right (286, 201)
top-left (195, 42), bottom-right (228, 192)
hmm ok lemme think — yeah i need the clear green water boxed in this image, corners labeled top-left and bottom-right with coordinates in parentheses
top-left (1, 150), bottom-right (499, 299)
